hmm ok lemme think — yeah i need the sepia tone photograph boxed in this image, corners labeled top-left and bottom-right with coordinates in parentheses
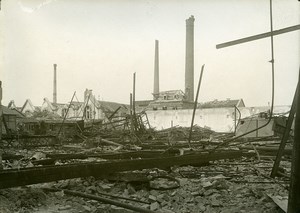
top-left (0, 0), bottom-right (300, 212)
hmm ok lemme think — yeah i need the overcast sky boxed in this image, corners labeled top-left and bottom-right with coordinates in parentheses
top-left (1, 0), bottom-right (299, 107)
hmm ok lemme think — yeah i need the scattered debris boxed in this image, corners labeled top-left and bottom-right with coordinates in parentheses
top-left (0, 115), bottom-right (292, 212)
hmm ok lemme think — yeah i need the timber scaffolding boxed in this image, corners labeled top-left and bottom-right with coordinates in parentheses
top-left (88, 111), bottom-right (151, 137)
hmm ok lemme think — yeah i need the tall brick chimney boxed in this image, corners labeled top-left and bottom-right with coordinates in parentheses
top-left (185, 15), bottom-right (195, 102)
top-left (153, 40), bottom-right (159, 100)
top-left (53, 64), bottom-right (57, 104)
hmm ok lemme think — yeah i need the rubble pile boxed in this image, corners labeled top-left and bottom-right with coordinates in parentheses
top-left (155, 125), bottom-right (216, 141)
top-left (0, 122), bottom-right (292, 212)
top-left (0, 157), bottom-right (289, 213)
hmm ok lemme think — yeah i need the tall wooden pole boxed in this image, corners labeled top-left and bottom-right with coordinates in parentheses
top-left (133, 73), bottom-right (136, 115)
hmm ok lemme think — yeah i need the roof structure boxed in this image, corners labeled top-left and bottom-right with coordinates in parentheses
top-left (21, 99), bottom-right (36, 113)
top-left (158, 89), bottom-right (185, 94)
top-left (1, 105), bottom-right (25, 118)
top-left (135, 100), bottom-right (153, 106)
top-left (200, 99), bottom-right (245, 109)
top-left (98, 101), bottom-right (129, 114)
top-left (7, 100), bottom-right (17, 109)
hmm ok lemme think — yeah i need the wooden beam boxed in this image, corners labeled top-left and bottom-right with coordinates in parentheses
top-left (216, 24), bottom-right (300, 49)
top-left (288, 69), bottom-right (300, 213)
top-left (188, 65), bottom-right (204, 146)
top-left (271, 83), bottom-right (298, 177)
top-left (44, 188), bottom-right (157, 213)
top-left (0, 150), bottom-right (254, 189)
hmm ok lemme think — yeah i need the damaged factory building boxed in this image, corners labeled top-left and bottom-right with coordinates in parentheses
top-left (1, 2), bottom-right (300, 213)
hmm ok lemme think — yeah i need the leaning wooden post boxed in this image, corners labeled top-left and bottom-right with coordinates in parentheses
top-left (188, 65), bottom-right (205, 147)
top-left (57, 91), bottom-right (76, 137)
top-left (271, 83), bottom-right (298, 177)
top-left (288, 68), bottom-right (300, 213)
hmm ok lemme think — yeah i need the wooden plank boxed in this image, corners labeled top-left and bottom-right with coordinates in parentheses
top-left (288, 70), bottom-right (300, 213)
top-left (271, 84), bottom-right (298, 177)
top-left (0, 150), bottom-right (254, 189)
top-left (268, 194), bottom-right (288, 213)
top-left (216, 24), bottom-right (300, 49)
top-left (188, 65), bottom-right (204, 146)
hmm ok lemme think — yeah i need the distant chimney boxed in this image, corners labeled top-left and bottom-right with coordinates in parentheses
top-left (153, 40), bottom-right (160, 100)
top-left (53, 64), bottom-right (57, 104)
top-left (185, 15), bottom-right (195, 102)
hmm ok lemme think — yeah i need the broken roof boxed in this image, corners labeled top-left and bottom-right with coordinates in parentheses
top-left (21, 99), bottom-right (36, 112)
top-left (98, 101), bottom-right (129, 113)
top-left (135, 100), bottom-right (152, 106)
top-left (158, 90), bottom-right (185, 95)
top-left (1, 105), bottom-right (25, 117)
top-left (200, 99), bottom-right (245, 108)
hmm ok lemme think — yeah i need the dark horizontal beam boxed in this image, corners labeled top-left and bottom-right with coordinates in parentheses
top-left (32, 150), bottom-right (180, 165)
top-left (216, 24), bottom-right (300, 49)
top-left (2, 134), bottom-right (56, 140)
top-left (0, 150), bottom-right (254, 189)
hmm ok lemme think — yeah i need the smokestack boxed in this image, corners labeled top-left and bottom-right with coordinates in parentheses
top-left (153, 40), bottom-right (159, 100)
top-left (185, 15), bottom-right (195, 102)
top-left (53, 64), bottom-right (57, 104)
